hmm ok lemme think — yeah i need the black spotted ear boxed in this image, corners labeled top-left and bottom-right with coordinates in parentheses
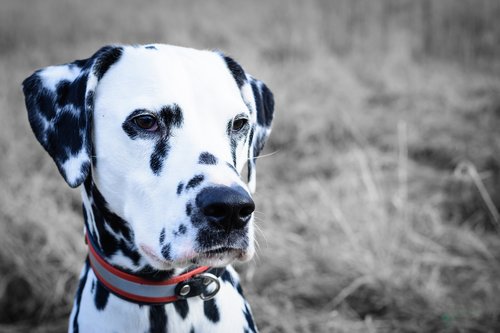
top-left (246, 77), bottom-right (274, 192)
top-left (219, 53), bottom-right (275, 192)
top-left (22, 46), bottom-right (123, 188)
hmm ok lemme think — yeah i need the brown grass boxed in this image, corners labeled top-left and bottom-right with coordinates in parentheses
top-left (1, 0), bottom-right (500, 332)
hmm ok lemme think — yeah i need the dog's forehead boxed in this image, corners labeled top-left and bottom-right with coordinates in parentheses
top-left (94, 45), bottom-right (247, 119)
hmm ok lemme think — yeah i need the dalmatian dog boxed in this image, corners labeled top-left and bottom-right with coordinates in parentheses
top-left (22, 44), bottom-right (274, 333)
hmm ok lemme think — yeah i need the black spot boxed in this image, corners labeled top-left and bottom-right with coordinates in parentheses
top-left (94, 281), bottom-right (110, 311)
top-left (230, 137), bottom-right (237, 167)
top-left (51, 110), bottom-right (85, 156)
top-left (186, 174), bottom-right (204, 190)
top-left (91, 279), bottom-right (95, 293)
top-left (203, 298), bottom-right (220, 323)
top-left (173, 223), bottom-right (187, 237)
top-left (159, 228), bottom-right (166, 245)
top-left (190, 327), bottom-right (195, 333)
top-left (150, 140), bottom-right (169, 175)
top-left (145, 45), bottom-right (158, 50)
top-left (161, 243), bottom-right (171, 260)
top-left (173, 299), bottom-right (189, 319)
top-left (177, 182), bottom-right (184, 195)
top-left (178, 224), bottom-right (187, 235)
top-left (236, 283), bottom-right (245, 296)
top-left (186, 203), bottom-right (193, 216)
top-left (223, 55), bottom-right (246, 88)
top-left (92, 46), bottom-right (123, 80)
top-left (72, 260), bottom-right (90, 333)
top-left (251, 79), bottom-right (274, 129)
top-left (221, 270), bottom-right (235, 286)
top-left (148, 305), bottom-right (167, 333)
top-left (243, 303), bottom-right (257, 333)
top-left (159, 103), bottom-right (184, 128)
top-left (199, 152), bottom-right (218, 165)
top-left (55, 80), bottom-right (71, 107)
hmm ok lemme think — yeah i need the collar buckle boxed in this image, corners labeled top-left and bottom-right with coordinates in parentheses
top-left (175, 272), bottom-right (221, 301)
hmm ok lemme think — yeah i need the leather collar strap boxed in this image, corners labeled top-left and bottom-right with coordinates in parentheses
top-left (85, 233), bottom-right (225, 305)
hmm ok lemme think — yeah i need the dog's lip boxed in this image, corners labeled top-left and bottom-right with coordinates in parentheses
top-left (139, 244), bottom-right (251, 268)
top-left (195, 246), bottom-right (247, 261)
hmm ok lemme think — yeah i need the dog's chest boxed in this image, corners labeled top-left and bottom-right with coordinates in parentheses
top-left (71, 266), bottom-right (255, 333)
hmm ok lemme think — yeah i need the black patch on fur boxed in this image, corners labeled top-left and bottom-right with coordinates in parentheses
top-left (236, 282), bottom-right (245, 296)
top-left (230, 136), bottom-right (237, 167)
top-left (159, 228), bottom-right (166, 244)
top-left (159, 103), bottom-right (184, 128)
top-left (145, 45), bottom-right (158, 50)
top-left (92, 46), bottom-right (123, 80)
top-left (177, 182), bottom-right (184, 195)
top-left (94, 281), bottom-right (110, 311)
top-left (173, 299), bottom-right (189, 319)
top-left (198, 152), bottom-right (217, 165)
top-left (223, 56), bottom-right (246, 88)
top-left (149, 305), bottom-right (167, 333)
top-left (161, 243), bottom-right (171, 260)
top-left (203, 298), bottom-right (220, 323)
top-left (221, 270), bottom-right (235, 286)
top-left (190, 327), bottom-right (195, 333)
top-left (186, 174), bottom-right (204, 190)
top-left (178, 224), bottom-right (187, 235)
top-left (186, 203), bottom-right (193, 216)
top-left (150, 139), bottom-right (169, 175)
top-left (243, 302), bottom-right (257, 333)
top-left (72, 260), bottom-right (90, 333)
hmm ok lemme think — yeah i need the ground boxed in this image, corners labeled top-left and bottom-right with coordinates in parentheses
top-left (1, 0), bottom-right (500, 332)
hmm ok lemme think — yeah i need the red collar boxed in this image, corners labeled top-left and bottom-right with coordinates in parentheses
top-left (85, 233), bottom-right (222, 305)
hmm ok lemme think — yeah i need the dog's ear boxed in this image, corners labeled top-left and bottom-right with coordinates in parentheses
top-left (220, 54), bottom-right (275, 193)
top-left (245, 77), bottom-right (274, 193)
top-left (22, 46), bottom-right (123, 188)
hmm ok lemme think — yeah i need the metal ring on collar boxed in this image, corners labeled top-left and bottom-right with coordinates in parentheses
top-left (198, 272), bottom-right (221, 300)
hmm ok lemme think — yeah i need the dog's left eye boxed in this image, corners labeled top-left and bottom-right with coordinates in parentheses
top-left (133, 115), bottom-right (158, 131)
top-left (232, 118), bottom-right (248, 132)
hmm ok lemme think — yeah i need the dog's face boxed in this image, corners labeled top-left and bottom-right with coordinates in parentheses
top-left (23, 44), bottom-right (274, 270)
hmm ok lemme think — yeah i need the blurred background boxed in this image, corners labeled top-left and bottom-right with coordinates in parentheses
top-left (1, 0), bottom-right (500, 332)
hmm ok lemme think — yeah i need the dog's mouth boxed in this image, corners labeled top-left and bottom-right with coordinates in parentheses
top-left (140, 244), bottom-right (252, 269)
top-left (190, 246), bottom-right (249, 266)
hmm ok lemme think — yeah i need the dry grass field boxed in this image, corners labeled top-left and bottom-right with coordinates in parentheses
top-left (1, 0), bottom-right (500, 332)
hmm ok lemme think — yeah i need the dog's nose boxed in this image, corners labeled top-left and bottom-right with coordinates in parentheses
top-left (196, 186), bottom-right (255, 232)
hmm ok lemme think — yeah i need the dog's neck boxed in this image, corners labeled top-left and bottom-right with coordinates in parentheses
top-left (81, 177), bottom-right (179, 281)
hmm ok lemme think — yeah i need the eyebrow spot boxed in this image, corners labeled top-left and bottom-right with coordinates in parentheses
top-left (186, 174), bottom-right (204, 190)
top-left (177, 182), bottom-right (184, 195)
top-left (198, 152), bottom-right (218, 165)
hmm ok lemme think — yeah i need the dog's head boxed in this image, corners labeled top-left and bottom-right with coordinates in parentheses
top-left (22, 44), bottom-right (274, 269)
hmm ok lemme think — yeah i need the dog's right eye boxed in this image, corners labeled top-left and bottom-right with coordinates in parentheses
top-left (133, 115), bottom-right (158, 131)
